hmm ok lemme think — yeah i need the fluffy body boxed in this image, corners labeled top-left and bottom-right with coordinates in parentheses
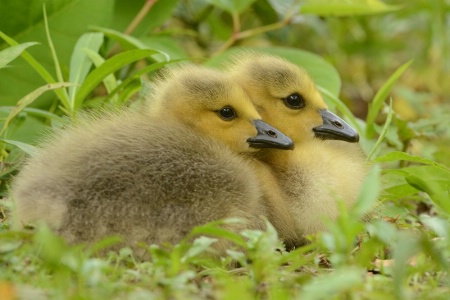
top-left (11, 65), bottom-right (299, 257)
top-left (228, 54), bottom-right (368, 239)
top-left (12, 111), bottom-right (267, 257)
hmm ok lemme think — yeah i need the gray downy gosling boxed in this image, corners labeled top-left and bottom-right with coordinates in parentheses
top-left (11, 64), bottom-right (295, 258)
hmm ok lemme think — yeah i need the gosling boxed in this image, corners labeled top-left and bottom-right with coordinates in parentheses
top-left (228, 54), bottom-right (368, 241)
top-left (11, 65), bottom-right (295, 258)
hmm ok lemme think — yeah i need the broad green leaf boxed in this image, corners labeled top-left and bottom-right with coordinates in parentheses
top-left (351, 165), bottom-right (381, 218)
top-left (0, 42), bottom-right (38, 69)
top-left (206, 46), bottom-right (342, 96)
top-left (366, 60), bottom-right (413, 138)
top-left (383, 183), bottom-right (418, 200)
top-left (189, 226), bottom-right (247, 248)
top-left (187, 219), bottom-right (247, 248)
top-left (205, 0), bottom-right (257, 14)
top-left (374, 151), bottom-right (450, 173)
top-left (365, 219), bottom-right (397, 245)
top-left (0, 139), bottom-right (38, 156)
top-left (73, 49), bottom-right (161, 109)
top-left (299, 267), bottom-right (365, 298)
top-left (69, 33), bottom-right (104, 104)
top-left (182, 236), bottom-right (218, 261)
top-left (0, 0), bottom-right (114, 107)
top-left (392, 232), bottom-right (419, 299)
top-left (405, 174), bottom-right (450, 214)
top-left (420, 215), bottom-right (450, 239)
top-left (367, 99), bottom-right (394, 160)
top-left (0, 82), bottom-right (73, 136)
top-left (301, 0), bottom-right (400, 16)
top-left (267, 0), bottom-right (301, 17)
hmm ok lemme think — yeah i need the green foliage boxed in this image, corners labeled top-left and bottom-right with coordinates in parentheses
top-left (1, 0), bottom-right (449, 299)
top-left (301, 0), bottom-right (400, 16)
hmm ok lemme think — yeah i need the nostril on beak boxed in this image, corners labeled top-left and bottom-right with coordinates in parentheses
top-left (332, 120), bottom-right (344, 129)
top-left (266, 129), bottom-right (278, 138)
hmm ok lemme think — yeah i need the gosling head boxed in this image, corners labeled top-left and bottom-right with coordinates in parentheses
top-left (147, 65), bottom-right (293, 153)
top-left (227, 53), bottom-right (359, 145)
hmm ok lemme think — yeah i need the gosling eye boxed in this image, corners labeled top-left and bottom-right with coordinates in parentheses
top-left (217, 106), bottom-right (237, 121)
top-left (282, 93), bottom-right (305, 109)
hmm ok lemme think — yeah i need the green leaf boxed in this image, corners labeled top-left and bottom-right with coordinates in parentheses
top-left (0, 82), bottom-right (74, 136)
top-left (205, 0), bottom-right (257, 14)
top-left (367, 99), bottom-right (394, 160)
top-left (68, 33), bottom-right (104, 105)
top-left (405, 174), bottom-right (450, 214)
top-left (0, 106), bottom-right (62, 122)
top-left (206, 46), bottom-right (342, 96)
top-left (301, 0), bottom-right (400, 16)
top-left (83, 48), bottom-right (118, 95)
top-left (392, 232), bottom-right (419, 298)
top-left (93, 26), bottom-right (150, 50)
top-left (0, 42), bottom-right (38, 69)
top-left (0, 0), bottom-right (114, 107)
top-left (92, 27), bottom-right (170, 62)
top-left (366, 60), bottom-right (413, 138)
top-left (73, 49), bottom-right (162, 109)
top-left (0, 139), bottom-right (38, 156)
top-left (374, 151), bottom-right (450, 173)
top-left (106, 60), bottom-right (178, 102)
top-left (351, 165), bottom-right (381, 219)
top-left (299, 267), bottom-right (365, 298)
top-left (187, 219), bottom-right (247, 248)
top-left (0, 31), bottom-right (69, 109)
top-left (182, 236), bottom-right (218, 261)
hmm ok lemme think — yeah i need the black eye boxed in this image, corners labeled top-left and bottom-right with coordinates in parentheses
top-left (218, 106), bottom-right (236, 120)
top-left (283, 93), bottom-right (305, 109)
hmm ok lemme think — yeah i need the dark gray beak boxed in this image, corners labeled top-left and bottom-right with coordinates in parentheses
top-left (247, 119), bottom-right (294, 150)
top-left (313, 110), bottom-right (359, 143)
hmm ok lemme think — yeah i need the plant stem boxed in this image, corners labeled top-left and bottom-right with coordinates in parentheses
top-left (212, 17), bottom-right (292, 57)
top-left (237, 19), bottom-right (290, 40)
top-left (109, 0), bottom-right (158, 56)
top-left (125, 0), bottom-right (158, 35)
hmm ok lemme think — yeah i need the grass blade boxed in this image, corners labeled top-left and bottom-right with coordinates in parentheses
top-left (0, 106), bottom-right (62, 122)
top-left (373, 151), bottom-right (450, 173)
top-left (367, 98), bottom-right (394, 161)
top-left (0, 83), bottom-right (74, 136)
top-left (74, 49), bottom-right (162, 109)
top-left (0, 42), bottom-right (39, 69)
top-left (366, 60), bottom-right (413, 138)
top-left (0, 32), bottom-right (69, 109)
top-left (83, 48), bottom-right (118, 94)
top-left (69, 32), bottom-right (104, 106)
top-left (92, 26), bottom-right (170, 62)
top-left (0, 139), bottom-right (38, 156)
top-left (43, 6), bottom-right (70, 107)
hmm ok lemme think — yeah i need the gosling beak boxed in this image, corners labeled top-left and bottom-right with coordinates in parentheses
top-left (247, 119), bottom-right (294, 150)
top-left (313, 110), bottom-right (359, 143)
